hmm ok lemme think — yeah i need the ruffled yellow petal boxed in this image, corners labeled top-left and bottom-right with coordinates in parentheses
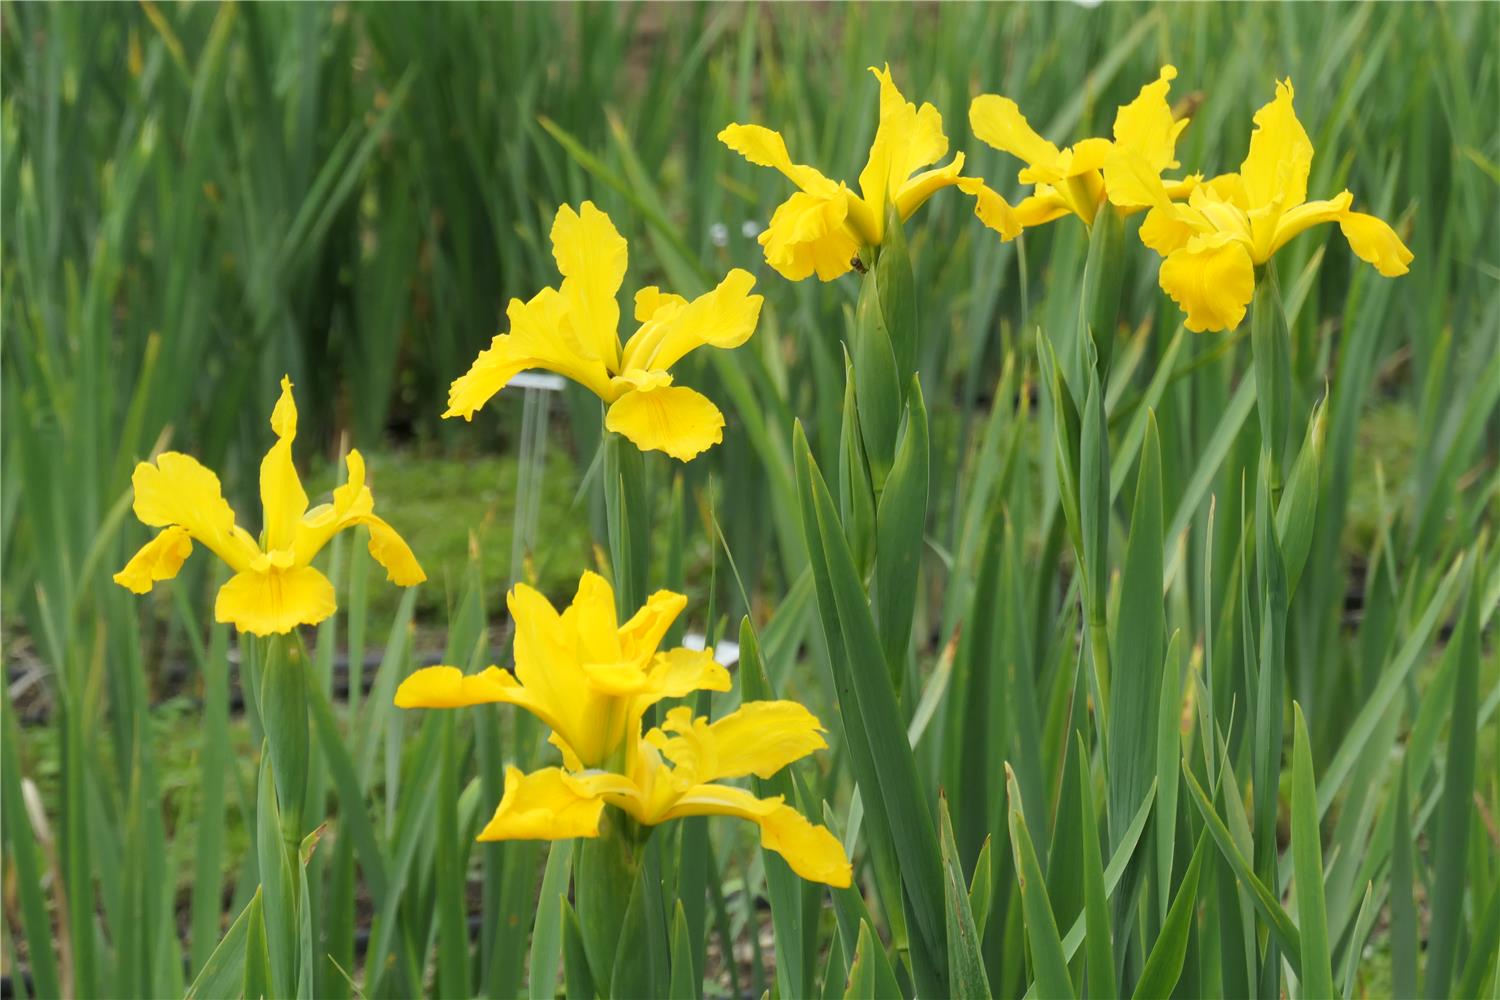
top-left (758, 190), bottom-right (861, 282)
top-left (581, 661), bottom-right (657, 696)
top-left (1158, 234), bottom-right (1257, 333)
top-left (289, 450), bottom-right (423, 584)
top-left (1013, 187), bottom-right (1073, 229)
top-left (477, 766), bottom-right (605, 842)
top-left (395, 663), bottom-right (583, 749)
top-left (892, 153), bottom-right (965, 221)
top-left (757, 803), bottom-right (853, 888)
top-left (656, 701), bottom-right (827, 783)
top-left (969, 94), bottom-right (1062, 180)
top-left (1201, 172), bottom-right (1250, 209)
top-left (114, 525), bottom-right (194, 594)
top-left (618, 269), bottom-right (762, 374)
top-left (509, 582), bottom-right (591, 732)
top-left (717, 124), bottom-right (842, 197)
top-left (321, 512), bottom-right (423, 586)
top-left (1189, 185), bottom-right (1255, 244)
top-left (633, 286), bottom-right (687, 323)
top-left (644, 648), bottom-right (733, 703)
top-left (259, 375), bottom-right (308, 556)
top-left (661, 783), bottom-right (851, 888)
top-left (551, 202), bottom-right (626, 370)
top-left (1050, 138), bottom-right (1113, 182)
top-left (605, 384), bottom-right (725, 462)
top-left (955, 175), bottom-right (1022, 241)
top-left (1102, 146), bottom-right (1173, 211)
top-left (1162, 174), bottom-right (1201, 201)
top-left (394, 665), bottom-right (516, 708)
top-left (1112, 65), bottom-right (1188, 172)
top-left (618, 590), bottom-right (689, 662)
top-left (556, 570), bottom-right (620, 668)
top-left (1241, 78), bottom-right (1313, 211)
top-left (214, 565), bottom-right (336, 636)
top-left (1339, 210), bottom-right (1413, 276)
top-left (858, 64), bottom-right (949, 228)
top-left (444, 287), bottom-right (613, 420)
top-left (1267, 191), bottom-right (1353, 257)
top-left (1139, 202), bottom-right (1207, 256)
top-left (129, 451), bottom-right (259, 573)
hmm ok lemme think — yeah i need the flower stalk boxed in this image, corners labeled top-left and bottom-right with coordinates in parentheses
top-left (1250, 265), bottom-right (1294, 504)
top-left (257, 633), bottom-right (309, 853)
top-left (574, 812), bottom-right (651, 995)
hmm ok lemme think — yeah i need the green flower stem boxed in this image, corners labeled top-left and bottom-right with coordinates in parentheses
top-left (1249, 265), bottom-right (1293, 506)
top-left (603, 429), bottom-right (649, 615)
top-left (254, 631), bottom-right (312, 998)
top-left (258, 633), bottom-right (308, 854)
top-left (594, 427), bottom-right (665, 998)
top-left (1078, 209), bottom-right (1126, 740)
top-left (574, 809), bottom-right (649, 996)
top-left (1081, 206), bottom-right (1126, 384)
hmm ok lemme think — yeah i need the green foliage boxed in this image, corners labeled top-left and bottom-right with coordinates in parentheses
top-left (3, 3), bottom-right (1498, 999)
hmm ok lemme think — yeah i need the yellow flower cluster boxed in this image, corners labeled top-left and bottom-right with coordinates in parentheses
top-left (395, 572), bottom-right (852, 887)
top-left (727, 65), bottom-right (1411, 332)
top-left (112, 60), bottom-right (1413, 900)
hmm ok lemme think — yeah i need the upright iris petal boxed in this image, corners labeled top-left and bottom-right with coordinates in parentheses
top-left (721, 64), bottom-right (1019, 282)
top-left (444, 202), bottom-right (762, 462)
top-left (115, 376), bottom-right (425, 635)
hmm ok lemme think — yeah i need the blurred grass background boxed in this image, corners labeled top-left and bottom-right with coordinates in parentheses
top-left (1, 2), bottom-right (1496, 995)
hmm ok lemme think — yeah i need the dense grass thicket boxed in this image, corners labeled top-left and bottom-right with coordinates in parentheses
top-left (2, 3), bottom-right (1496, 999)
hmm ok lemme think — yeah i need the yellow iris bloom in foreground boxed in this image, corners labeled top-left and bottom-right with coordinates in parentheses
top-left (970, 65), bottom-right (1198, 230)
top-left (395, 571), bottom-right (730, 768)
top-left (719, 64), bottom-right (1019, 282)
top-left (114, 377), bottom-right (425, 635)
top-left (444, 202), bottom-right (762, 462)
top-left (1114, 78), bottom-right (1413, 332)
top-left (395, 573), bottom-right (852, 888)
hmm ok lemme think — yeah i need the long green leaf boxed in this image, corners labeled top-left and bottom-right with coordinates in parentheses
top-left (1181, 763), bottom-right (1303, 975)
top-left (1006, 764), bottom-right (1074, 1000)
top-left (940, 793), bottom-right (992, 999)
top-left (1424, 567), bottom-right (1481, 998)
top-left (1291, 703), bottom-right (1334, 999)
top-left (1132, 830), bottom-right (1208, 1000)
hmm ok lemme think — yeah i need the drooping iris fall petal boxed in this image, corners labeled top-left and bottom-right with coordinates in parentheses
top-left (1158, 234), bottom-right (1257, 333)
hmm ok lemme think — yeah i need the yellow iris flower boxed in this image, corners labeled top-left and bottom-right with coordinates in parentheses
top-left (395, 572), bottom-right (852, 888)
top-left (395, 571), bottom-right (730, 768)
top-left (444, 202), bottom-right (762, 462)
top-left (719, 64), bottom-right (1020, 282)
top-left (970, 65), bottom-right (1199, 230)
top-left (1112, 78), bottom-right (1414, 332)
top-left (114, 376), bottom-right (425, 635)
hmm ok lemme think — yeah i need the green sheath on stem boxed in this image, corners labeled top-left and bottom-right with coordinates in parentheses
top-left (1249, 266), bottom-right (1293, 503)
top-left (1081, 206), bottom-right (1126, 383)
top-left (574, 814), bottom-right (647, 997)
top-left (258, 634), bottom-right (308, 850)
